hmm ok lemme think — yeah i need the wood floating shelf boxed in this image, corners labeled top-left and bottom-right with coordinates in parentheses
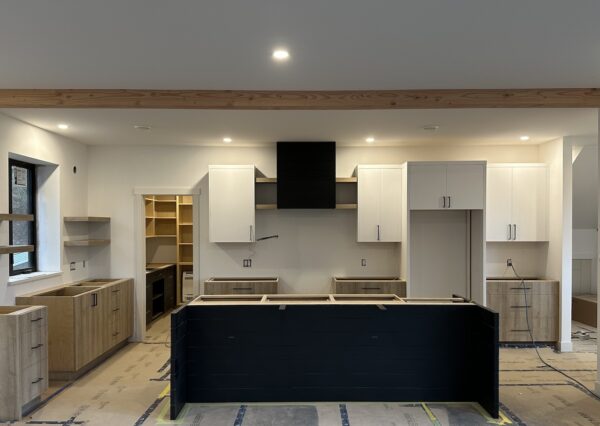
top-left (151, 217), bottom-right (177, 220)
top-left (0, 213), bottom-right (34, 221)
top-left (64, 216), bottom-right (110, 223)
top-left (64, 239), bottom-right (110, 247)
top-left (256, 177), bottom-right (357, 183)
top-left (0, 245), bottom-right (34, 255)
top-left (146, 235), bottom-right (177, 238)
top-left (179, 222), bottom-right (193, 226)
top-left (256, 204), bottom-right (277, 210)
top-left (153, 200), bottom-right (177, 203)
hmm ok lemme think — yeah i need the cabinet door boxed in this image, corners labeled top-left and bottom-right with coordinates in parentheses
top-left (379, 168), bottom-right (402, 242)
top-left (446, 164), bottom-right (485, 210)
top-left (357, 168), bottom-right (381, 242)
top-left (408, 164), bottom-right (446, 210)
top-left (486, 167), bottom-right (513, 241)
top-left (75, 291), bottom-right (103, 370)
top-left (512, 167), bottom-right (548, 241)
top-left (209, 166), bottom-right (255, 242)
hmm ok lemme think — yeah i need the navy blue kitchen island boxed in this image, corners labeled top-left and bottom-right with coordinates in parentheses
top-left (170, 294), bottom-right (499, 420)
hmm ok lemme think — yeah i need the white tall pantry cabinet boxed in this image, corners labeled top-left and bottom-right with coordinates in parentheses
top-left (486, 164), bottom-right (548, 242)
top-left (209, 165), bottom-right (255, 243)
top-left (357, 165), bottom-right (402, 242)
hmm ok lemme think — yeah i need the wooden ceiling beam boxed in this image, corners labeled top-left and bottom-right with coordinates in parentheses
top-left (0, 88), bottom-right (599, 109)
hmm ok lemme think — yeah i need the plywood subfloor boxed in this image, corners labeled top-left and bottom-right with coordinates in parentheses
top-left (5, 317), bottom-right (598, 426)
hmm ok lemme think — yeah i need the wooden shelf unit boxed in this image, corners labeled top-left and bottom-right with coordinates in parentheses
top-left (0, 245), bottom-right (34, 255)
top-left (0, 213), bottom-right (34, 221)
top-left (145, 195), bottom-right (194, 305)
top-left (63, 216), bottom-right (111, 249)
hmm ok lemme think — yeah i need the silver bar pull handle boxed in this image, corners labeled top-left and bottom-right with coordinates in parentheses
top-left (448, 196), bottom-right (451, 208)
top-left (508, 224), bottom-right (512, 240)
top-left (513, 224), bottom-right (517, 240)
top-left (442, 196), bottom-right (446, 208)
top-left (377, 225), bottom-right (380, 241)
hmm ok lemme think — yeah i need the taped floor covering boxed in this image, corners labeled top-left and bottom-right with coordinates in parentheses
top-left (3, 316), bottom-right (598, 425)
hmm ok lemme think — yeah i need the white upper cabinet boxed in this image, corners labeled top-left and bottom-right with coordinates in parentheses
top-left (357, 165), bottom-right (402, 242)
top-left (209, 165), bottom-right (255, 243)
top-left (486, 164), bottom-right (548, 242)
top-left (408, 162), bottom-right (485, 210)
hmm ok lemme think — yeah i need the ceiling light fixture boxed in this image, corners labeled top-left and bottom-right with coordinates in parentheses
top-left (422, 125), bottom-right (440, 131)
top-left (365, 136), bottom-right (375, 143)
top-left (520, 135), bottom-right (530, 141)
top-left (57, 123), bottom-right (69, 130)
top-left (272, 49), bottom-right (290, 61)
top-left (133, 124), bottom-right (151, 131)
top-left (223, 137), bottom-right (232, 143)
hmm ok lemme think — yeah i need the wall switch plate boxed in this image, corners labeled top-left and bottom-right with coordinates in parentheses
top-left (243, 259), bottom-right (252, 268)
top-left (70, 262), bottom-right (76, 271)
top-left (361, 259), bottom-right (367, 267)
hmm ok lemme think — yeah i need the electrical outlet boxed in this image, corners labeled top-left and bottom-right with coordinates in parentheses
top-left (243, 259), bottom-right (252, 268)
top-left (506, 258), bottom-right (513, 267)
top-left (361, 258), bottom-right (367, 267)
top-left (70, 262), bottom-right (76, 271)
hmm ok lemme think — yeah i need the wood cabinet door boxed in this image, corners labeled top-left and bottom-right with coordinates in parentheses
top-left (209, 165), bottom-right (255, 242)
top-left (408, 164), bottom-right (446, 210)
top-left (512, 167), bottom-right (548, 241)
top-left (74, 291), bottom-right (103, 370)
top-left (379, 167), bottom-right (402, 242)
top-left (446, 164), bottom-right (485, 210)
top-left (486, 167), bottom-right (513, 241)
top-left (357, 167), bottom-right (381, 242)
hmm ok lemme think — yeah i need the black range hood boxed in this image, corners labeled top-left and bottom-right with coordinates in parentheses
top-left (277, 142), bottom-right (336, 209)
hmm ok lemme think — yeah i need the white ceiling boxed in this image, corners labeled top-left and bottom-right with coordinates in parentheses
top-left (3, 108), bottom-right (596, 147)
top-left (1, 0), bottom-right (600, 90)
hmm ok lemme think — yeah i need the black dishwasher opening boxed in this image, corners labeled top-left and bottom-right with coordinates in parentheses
top-left (152, 279), bottom-right (165, 319)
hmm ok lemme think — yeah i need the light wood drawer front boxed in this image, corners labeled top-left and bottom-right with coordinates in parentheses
top-left (18, 308), bottom-right (46, 337)
top-left (109, 284), bottom-right (122, 311)
top-left (205, 282), bottom-right (278, 295)
top-left (334, 281), bottom-right (407, 296)
top-left (20, 328), bottom-right (47, 369)
top-left (21, 361), bottom-right (47, 404)
top-left (487, 281), bottom-right (558, 296)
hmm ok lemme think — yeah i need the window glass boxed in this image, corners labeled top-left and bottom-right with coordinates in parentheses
top-left (9, 160), bottom-right (36, 275)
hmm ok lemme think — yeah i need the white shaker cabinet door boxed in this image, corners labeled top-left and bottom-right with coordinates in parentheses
top-left (408, 164), bottom-right (446, 210)
top-left (512, 167), bottom-right (548, 241)
top-left (486, 167), bottom-right (513, 241)
top-left (446, 164), bottom-right (485, 210)
top-left (209, 165), bottom-right (255, 243)
top-left (357, 167), bottom-right (381, 242)
top-left (379, 167), bottom-right (403, 242)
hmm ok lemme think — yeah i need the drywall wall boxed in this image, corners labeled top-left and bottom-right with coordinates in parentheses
top-left (573, 145), bottom-right (598, 229)
top-left (0, 113), bottom-right (93, 305)
top-left (573, 229), bottom-right (597, 294)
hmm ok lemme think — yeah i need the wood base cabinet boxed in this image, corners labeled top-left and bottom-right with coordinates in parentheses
top-left (0, 306), bottom-right (48, 421)
top-left (16, 279), bottom-right (133, 379)
top-left (204, 277), bottom-right (278, 295)
top-left (486, 280), bottom-right (558, 342)
top-left (332, 277), bottom-right (406, 297)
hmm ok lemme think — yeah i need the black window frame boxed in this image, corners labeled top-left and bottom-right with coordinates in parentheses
top-left (9, 158), bottom-right (37, 276)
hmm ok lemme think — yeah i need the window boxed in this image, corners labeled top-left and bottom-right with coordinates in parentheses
top-left (9, 159), bottom-right (37, 276)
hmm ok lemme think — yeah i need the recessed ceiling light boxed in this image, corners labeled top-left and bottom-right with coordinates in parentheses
top-left (422, 125), bottom-right (440, 131)
top-left (223, 137), bottom-right (232, 143)
top-left (133, 124), bottom-right (151, 131)
top-left (365, 136), bottom-right (375, 143)
top-left (520, 135), bottom-right (530, 141)
top-left (57, 123), bottom-right (69, 130)
top-left (272, 49), bottom-right (290, 61)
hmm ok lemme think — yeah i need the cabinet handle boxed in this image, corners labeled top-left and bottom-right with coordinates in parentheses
top-left (91, 293), bottom-right (98, 307)
top-left (112, 308), bottom-right (120, 312)
top-left (510, 305), bottom-right (532, 309)
top-left (31, 317), bottom-right (43, 323)
top-left (508, 224), bottom-right (512, 240)
top-left (31, 343), bottom-right (43, 350)
top-left (510, 329), bottom-right (529, 332)
top-left (513, 224), bottom-right (517, 240)
top-left (448, 196), bottom-right (451, 208)
top-left (112, 289), bottom-right (120, 293)
top-left (362, 287), bottom-right (381, 290)
top-left (442, 196), bottom-right (446, 208)
top-left (31, 377), bottom-right (43, 384)
top-left (510, 287), bottom-right (531, 290)
top-left (377, 225), bottom-right (380, 241)
top-left (112, 332), bottom-right (120, 337)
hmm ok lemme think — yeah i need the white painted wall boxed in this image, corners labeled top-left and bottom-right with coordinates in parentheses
top-left (596, 110), bottom-right (600, 396)
top-left (0, 113), bottom-right (93, 305)
top-left (573, 145), bottom-right (598, 229)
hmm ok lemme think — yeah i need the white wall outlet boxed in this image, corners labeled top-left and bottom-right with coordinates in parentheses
top-left (70, 262), bottom-right (76, 271)
top-left (243, 259), bottom-right (252, 268)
